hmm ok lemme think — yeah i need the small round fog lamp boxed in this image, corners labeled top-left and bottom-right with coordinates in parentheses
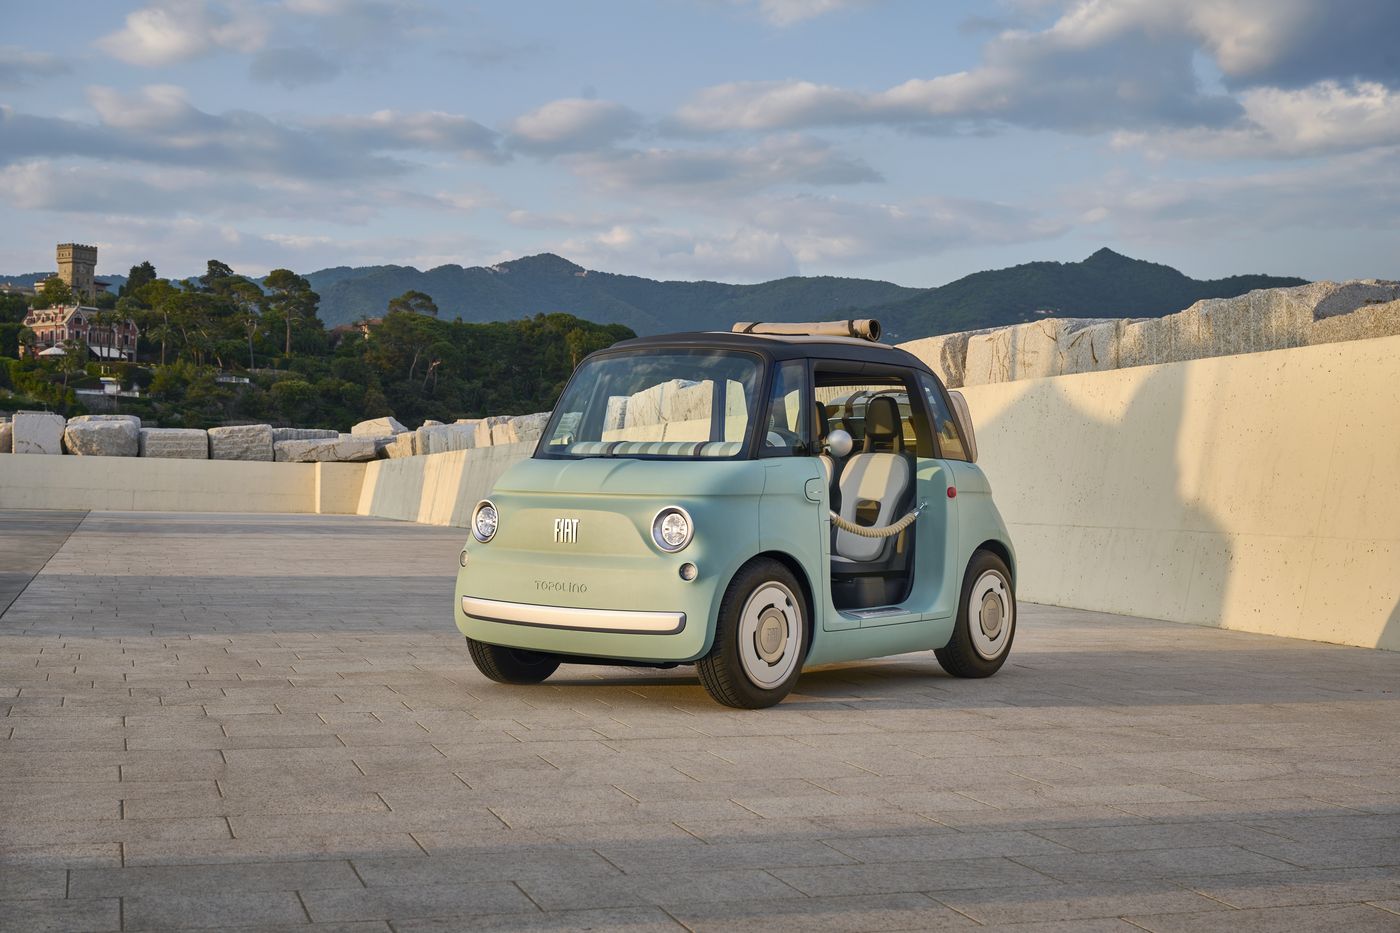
top-left (679, 562), bottom-right (698, 582)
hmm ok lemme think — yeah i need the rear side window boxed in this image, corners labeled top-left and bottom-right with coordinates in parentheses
top-left (917, 372), bottom-right (969, 461)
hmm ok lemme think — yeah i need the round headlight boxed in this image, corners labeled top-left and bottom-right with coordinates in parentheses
top-left (472, 500), bottom-right (498, 543)
top-left (651, 507), bottom-right (693, 552)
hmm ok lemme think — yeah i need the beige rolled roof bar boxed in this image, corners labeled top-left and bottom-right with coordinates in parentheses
top-left (732, 319), bottom-right (882, 342)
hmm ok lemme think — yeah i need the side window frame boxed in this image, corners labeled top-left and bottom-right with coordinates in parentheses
top-left (916, 371), bottom-right (971, 462)
top-left (757, 358), bottom-right (814, 458)
top-left (811, 361), bottom-right (937, 460)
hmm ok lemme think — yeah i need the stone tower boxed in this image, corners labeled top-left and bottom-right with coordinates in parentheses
top-left (56, 243), bottom-right (98, 301)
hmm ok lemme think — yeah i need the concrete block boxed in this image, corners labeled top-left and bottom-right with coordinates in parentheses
top-left (1307, 298), bottom-right (1400, 346)
top-left (315, 462), bottom-right (366, 514)
top-left (271, 427), bottom-right (340, 442)
top-left (383, 432), bottom-right (420, 459)
top-left (13, 411), bottom-right (65, 455)
top-left (68, 414), bottom-right (142, 428)
top-left (350, 416), bottom-right (407, 437)
top-left (419, 419), bottom-right (444, 428)
top-left (475, 415), bottom-right (512, 447)
top-left (208, 424), bottom-right (274, 461)
top-left (139, 429), bottom-right (209, 459)
top-left (493, 412), bottom-right (550, 446)
top-left (63, 419), bottom-right (140, 457)
top-left (898, 330), bottom-right (987, 388)
top-left (274, 436), bottom-right (379, 463)
top-left (421, 423), bottom-right (478, 455)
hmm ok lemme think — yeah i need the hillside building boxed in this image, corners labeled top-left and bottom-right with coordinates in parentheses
top-left (22, 305), bottom-right (139, 361)
top-left (55, 243), bottom-right (109, 300)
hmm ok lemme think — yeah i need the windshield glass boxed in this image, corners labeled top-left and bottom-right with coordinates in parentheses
top-left (538, 349), bottom-right (763, 459)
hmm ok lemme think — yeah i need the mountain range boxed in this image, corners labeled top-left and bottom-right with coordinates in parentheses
top-left (3, 249), bottom-right (1307, 340)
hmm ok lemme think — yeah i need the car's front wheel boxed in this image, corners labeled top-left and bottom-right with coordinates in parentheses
top-left (698, 558), bottom-right (808, 709)
top-left (935, 550), bottom-right (1016, 678)
top-left (466, 638), bottom-right (560, 684)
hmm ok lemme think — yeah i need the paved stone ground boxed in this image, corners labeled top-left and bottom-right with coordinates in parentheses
top-left (1, 510), bottom-right (1398, 933)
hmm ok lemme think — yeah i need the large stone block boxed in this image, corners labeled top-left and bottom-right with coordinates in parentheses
top-left (350, 416), bottom-right (407, 437)
top-left (491, 412), bottom-right (550, 446)
top-left (139, 428), bottom-right (209, 459)
top-left (1308, 298), bottom-right (1400, 346)
top-left (421, 423), bottom-right (479, 455)
top-left (68, 414), bottom-right (142, 428)
top-left (474, 415), bottom-right (511, 447)
top-left (64, 419), bottom-right (139, 457)
top-left (0, 420), bottom-right (11, 454)
top-left (383, 432), bottom-right (420, 459)
top-left (208, 424), bottom-right (274, 461)
top-left (271, 427), bottom-right (340, 442)
top-left (12, 411), bottom-right (65, 455)
top-left (898, 331), bottom-right (987, 388)
top-left (274, 436), bottom-right (379, 463)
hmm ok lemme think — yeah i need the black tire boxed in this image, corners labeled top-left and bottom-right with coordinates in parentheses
top-left (466, 638), bottom-right (560, 685)
top-left (697, 558), bottom-right (808, 709)
top-left (935, 550), bottom-right (1016, 678)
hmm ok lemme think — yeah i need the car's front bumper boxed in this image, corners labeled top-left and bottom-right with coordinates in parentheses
top-left (460, 596), bottom-right (686, 635)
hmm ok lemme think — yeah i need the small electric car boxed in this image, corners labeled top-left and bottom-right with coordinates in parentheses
top-left (454, 320), bottom-right (1017, 708)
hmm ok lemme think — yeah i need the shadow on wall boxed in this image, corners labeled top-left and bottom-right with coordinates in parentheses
top-left (972, 362), bottom-right (1234, 631)
top-left (1383, 599), bottom-right (1400, 652)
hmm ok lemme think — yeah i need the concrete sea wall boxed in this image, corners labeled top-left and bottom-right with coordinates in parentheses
top-left (0, 457), bottom-right (364, 515)
top-left (959, 333), bottom-right (1400, 652)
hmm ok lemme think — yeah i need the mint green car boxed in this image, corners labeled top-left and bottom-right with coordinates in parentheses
top-left (455, 322), bottom-right (1016, 708)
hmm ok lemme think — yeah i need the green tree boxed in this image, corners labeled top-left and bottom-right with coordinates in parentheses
top-left (57, 337), bottom-right (87, 390)
top-left (0, 293), bottom-right (31, 324)
top-left (32, 277), bottom-right (74, 310)
top-left (120, 261), bottom-right (157, 299)
top-left (387, 290), bottom-right (438, 318)
top-left (263, 269), bottom-right (319, 357)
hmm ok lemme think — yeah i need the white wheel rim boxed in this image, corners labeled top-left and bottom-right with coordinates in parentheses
top-left (738, 581), bottom-right (803, 690)
top-left (969, 569), bottom-right (1013, 661)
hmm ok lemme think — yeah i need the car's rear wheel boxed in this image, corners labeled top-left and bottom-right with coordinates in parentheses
top-left (466, 638), bottom-right (560, 685)
top-left (698, 558), bottom-right (808, 709)
top-left (935, 550), bottom-right (1016, 678)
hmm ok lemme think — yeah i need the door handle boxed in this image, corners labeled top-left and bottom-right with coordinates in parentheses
top-left (804, 478), bottom-right (823, 502)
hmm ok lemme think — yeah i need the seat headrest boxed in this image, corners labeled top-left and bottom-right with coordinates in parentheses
top-left (864, 395), bottom-right (900, 440)
top-left (813, 402), bottom-right (830, 440)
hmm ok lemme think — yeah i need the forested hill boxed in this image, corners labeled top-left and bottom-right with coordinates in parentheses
top-left (863, 248), bottom-right (1308, 339)
top-left (305, 253), bottom-right (921, 333)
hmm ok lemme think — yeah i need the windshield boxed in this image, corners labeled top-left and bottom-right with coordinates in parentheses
top-left (538, 349), bottom-right (763, 459)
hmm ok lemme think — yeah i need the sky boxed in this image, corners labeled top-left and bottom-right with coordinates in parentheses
top-left (1, 0), bottom-right (1398, 286)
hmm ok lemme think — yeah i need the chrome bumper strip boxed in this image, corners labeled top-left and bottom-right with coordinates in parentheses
top-left (461, 595), bottom-right (686, 635)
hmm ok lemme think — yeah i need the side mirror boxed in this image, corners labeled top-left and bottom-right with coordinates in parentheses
top-left (948, 391), bottom-right (978, 462)
top-left (825, 428), bottom-right (853, 459)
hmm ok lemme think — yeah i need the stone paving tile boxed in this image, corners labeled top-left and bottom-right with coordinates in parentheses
top-left (668, 892), bottom-right (976, 931)
top-left (931, 879), bottom-right (1228, 924)
top-left (121, 891), bottom-right (309, 929)
top-left (1, 511), bottom-right (1398, 931)
top-left (0, 897), bottom-right (120, 932)
top-left (1125, 902), bottom-right (1400, 931)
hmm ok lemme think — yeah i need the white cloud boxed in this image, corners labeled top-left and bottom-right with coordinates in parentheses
top-left (675, 0), bottom-right (1400, 143)
top-left (314, 110), bottom-right (502, 160)
top-left (1072, 148), bottom-right (1400, 241)
top-left (0, 47), bottom-right (70, 90)
top-left (569, 134), bottom-right (881, 197)
top-left (728, 0), bottom-right (876, 27)
top-left (746, 193), bottom-right (1065, 266)
top-left (560, 224), bottom-right (800, 282)
top-left (0, 88), bottom-right (504, 179)
top-left (249, 46), bottom-right (342, 88)
top-left (95, 0), bottom-right (269, 66)
top-left (1116, 80), bottom-right (1400, 159)
top-left (507, 99), bottom-right (640, 155)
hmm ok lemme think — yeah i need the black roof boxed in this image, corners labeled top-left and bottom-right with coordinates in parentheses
top-left (605, 330), bottom-right (932, 373)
